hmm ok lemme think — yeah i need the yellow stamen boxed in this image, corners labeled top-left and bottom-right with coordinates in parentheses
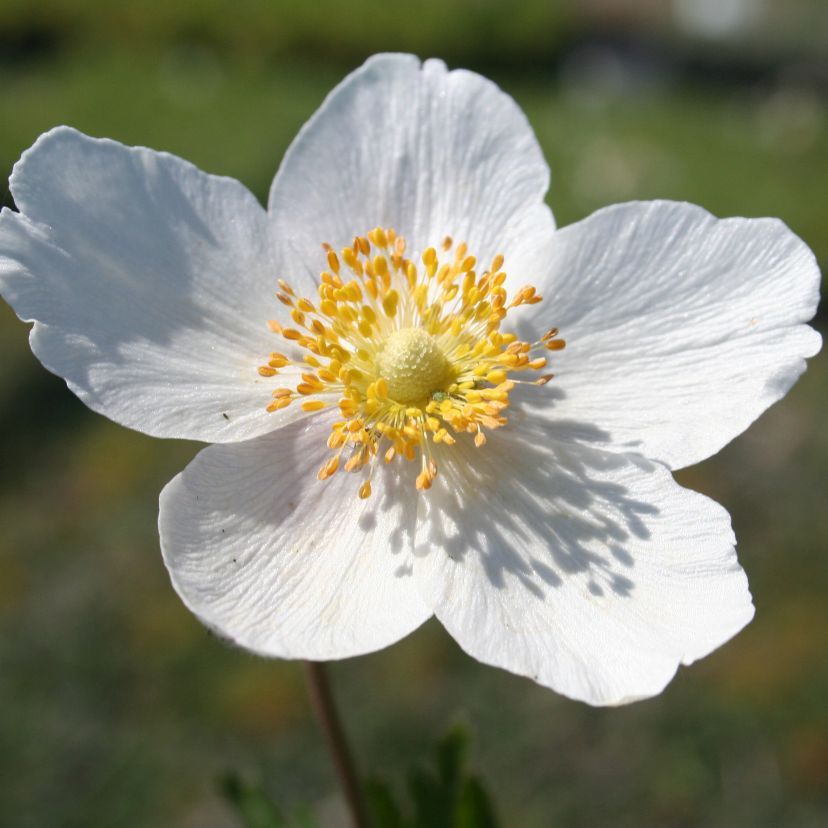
top-left (258, 227), bottom-right (565, 497)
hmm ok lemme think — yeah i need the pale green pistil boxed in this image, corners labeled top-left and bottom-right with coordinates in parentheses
top-left (375, 327), bottom-right (451, 403)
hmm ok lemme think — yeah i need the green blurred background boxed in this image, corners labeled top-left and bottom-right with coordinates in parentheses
top-left (1, 1), bottom-right (826, 826)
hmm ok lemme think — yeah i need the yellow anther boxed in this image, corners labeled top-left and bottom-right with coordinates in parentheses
top-left (342, 247), bottom-right (358, 269)
top-left (260, 228), bottom-right (559, 496)
top-left (345, 281), bottom-right (362, 302)
top-left (339, 399), bottom-right (358, 417)
top-left (486, 369), bottom-right (507, 384)
top-left (382, 290), bottom-right (399, 317)
top-left (344, 452), bottom-right (366, 472)
top-left (406, 261), bottom-right (417, 289)
top-left (368, 227), bottom-right (388, 248)
top-left (317, 456), bottom-right (340, 480)
top-left (413, 284), bottom-right (428, 310)
top-left (415, 466), bottom-right (435, 490)
top-left (373, 255), bottom-right (388, 278)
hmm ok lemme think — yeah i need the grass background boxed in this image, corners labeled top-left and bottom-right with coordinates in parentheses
top-left (0, 1), bottom-right (826, 825)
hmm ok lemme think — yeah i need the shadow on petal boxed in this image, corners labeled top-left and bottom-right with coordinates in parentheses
top-left (413, 404), bottom-right (661, 602)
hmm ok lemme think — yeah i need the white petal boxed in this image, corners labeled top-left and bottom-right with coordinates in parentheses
top-left (159, 417), bottom-right (431, 660)
top-left (0, 126), bottom-right (297, 443)
top-left (415, 421), bottom-right (754, 705)
top-left (268, 53), bottom-right (554, 274)
top-left (513, 200), bottom-right (821, 469)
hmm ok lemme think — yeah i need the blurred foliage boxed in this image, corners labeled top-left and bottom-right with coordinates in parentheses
top-left (222, 773), bottom-right (319, 828)
top-left (364, 726), bottom-right (499, 828)
top-left (0, 0), bottom-right (574, 68)
top-left (0, 1), bottom-right (827, 827)
top-left (1, 0), bottom-right (826, 64)
top-left (222, 726), bottom-right (499, 828)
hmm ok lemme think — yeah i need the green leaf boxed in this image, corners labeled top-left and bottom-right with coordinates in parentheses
top-left (435, 726), bottom-right (468, 793)
top-left (405, 725), bottom-right (496, 828)
top-left (455, 776), bottom-right (500, 828)
top-left (364, 777), bottom-right (407, 828)
top-left (219, 772), bottom-right (292, 828)
top-left (409, 765), bottom-right (451, 828)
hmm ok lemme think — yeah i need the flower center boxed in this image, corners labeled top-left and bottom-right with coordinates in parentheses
top-left (257, 227), bottom-right (566, 497)
top-left (375, 327), bottom-right (451, 403)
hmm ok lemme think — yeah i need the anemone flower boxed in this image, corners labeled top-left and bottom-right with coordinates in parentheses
top-left (0, 54), bottom-right (820, 706)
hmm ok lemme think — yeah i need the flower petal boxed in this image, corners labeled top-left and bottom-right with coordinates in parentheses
top-left (415, 420), bottom-right (754, 705)
top-left (268, 53), bottom-right (554, 273)
top-left (0, 126), bottom-right (298, 443)
top-left (159, 417), bottom-right (431, 659)
top-left (514, 200), bottom-right (821, 470)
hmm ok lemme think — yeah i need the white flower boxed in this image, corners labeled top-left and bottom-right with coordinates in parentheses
top-left (0, 54), bottom-right (821, 706)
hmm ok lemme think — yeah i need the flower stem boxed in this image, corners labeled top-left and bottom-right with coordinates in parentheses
top-left (304, 661), bottom-right (370, 828)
